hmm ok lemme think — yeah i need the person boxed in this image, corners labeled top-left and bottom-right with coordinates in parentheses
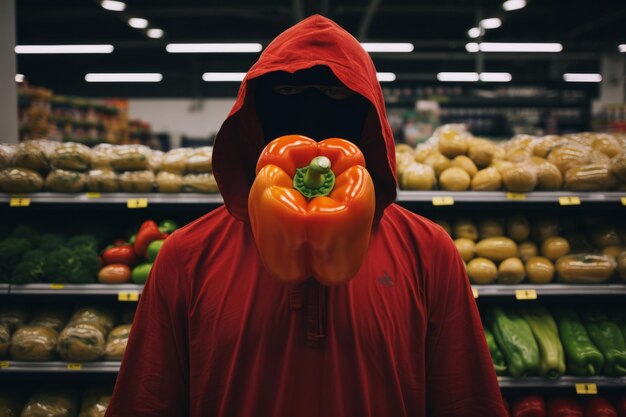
top-left (105, 15), bottom-right (507, 417)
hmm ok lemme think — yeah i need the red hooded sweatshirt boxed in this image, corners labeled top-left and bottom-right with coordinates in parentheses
top-left (106, 15), bottom-right (507, 417)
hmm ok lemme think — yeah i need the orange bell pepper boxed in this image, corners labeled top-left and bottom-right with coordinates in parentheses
top-left (248, 135), bottom-right (375, 286)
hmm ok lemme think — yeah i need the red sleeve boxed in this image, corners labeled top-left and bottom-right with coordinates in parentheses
top-left (424, 228), bottom-right (507, 417)
top-left (105, 235), bottom-right (189, 417)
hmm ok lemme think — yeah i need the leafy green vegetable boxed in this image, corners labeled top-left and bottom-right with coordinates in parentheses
top-left (37, 233), bottom-right (66, 251)
top-left (67, 235), bottom-right (99, 252)
top-left (12, 249), bottom-right (47, 284)
top-left (0, 238), bottom-right (32, 282)
top-left (44, 247), bottom-right (100, 284)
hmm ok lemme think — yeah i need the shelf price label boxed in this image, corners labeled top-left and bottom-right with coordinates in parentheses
top-left (86, 192), bottom-right (101, 199)
top-left (67, 363), bottom-right (83, 370)
top-left (50, 284), bottom-right (65, 289)
top-left (472, 288), bottom-right (479, 299)
top-left (575, 383), bottom-right (597, 394)
top-left (515, 289), bottom-right (537, 300)
top-left (127, 198), bottom-right (148, 209)
top-left (118, 291), bottom-right (140, 302)
top-left (621, 197), bottom-right (626, 206)
top-left (432, 196), bottom-right (454, 206)
top-left (9, 197), bottom-right (31, 207)
top-left (559, 196), bottom-right (581, 206)
top-left (0, 361), bottom-right (8, 368)
top-left (506, 192), bottom-right (526, 200)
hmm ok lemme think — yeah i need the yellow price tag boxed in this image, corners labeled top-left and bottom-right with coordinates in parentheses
top-left (621, 197), bottom-right (626, 206)
top-left (432, 196), bottom-right (454, 206)
top-left (118, 291), bottom-right (140, 302)
top-left (559, 196), bottom-right (581, 206)
top-left (575, 383), bottom-right (597, 394)
top-left (67, 363), bottom-right (83, 370)
top-left (127, 198), bottom-right (148, 209)
top-left (0, 361), bottom-right (9, 368)
top-left (86, 192), bottom-right (101, 198)
top-left (9, 197), bottom-right (31, 207)
top-left (50, 284), bottom-right (65, 289)
top-left (472, 288), bottom-right (479, 299)
top-left (506, 192), bottom-right (526, 200)
top-left (515, 289), bottom-right (537, 300)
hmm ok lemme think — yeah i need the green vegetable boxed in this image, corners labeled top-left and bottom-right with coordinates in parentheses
top-left (518, 306), bottom-right (566, 379)
top-left (37, 233), bottom-right (66, 251)
top-left (44, 247), bottom-right (100, 284)
top-left (484, 326), bottom-right (507, 375)
top-left (129, 234), bottom-right (136, 245)
top-left (582, 308), bottom-right (626, 376)
top-left (488, 307), bottom-right (540, 377)
top-left (611, 309), bottom-right (626, 341)
top-left (147, 240), bottom-right (164, 262)
top-left (555, 308), bottom-right (604, 376)
top-left (131, 262), bottom-right (152, 284)
top-left (0, 237), bottom-right (32, 283)
top-left (67, 235), bottom-right (99, 252)
top-left (158, 220), bottom-right (178, 234)
top-left (12, 249), bottom-right (47, 284)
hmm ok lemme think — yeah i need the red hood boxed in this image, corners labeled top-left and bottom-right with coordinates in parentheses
top-left (213, 14), bottom-right (397, 222)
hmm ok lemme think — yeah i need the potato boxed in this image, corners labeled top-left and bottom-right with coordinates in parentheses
top-left (479, 219), bottom-right (504, 239)
top-left (507, 216), bottom-right (530, 242)
top-left (501, 163), bottom-right (537, 193)
top-left (439, 167), bottom-right (470, 191)
top-left (518, 241), bottom-right (539, 261)
top-left (475, 237), bottom-right (518, 261)
top-left (525, 256), bottom-right (555, 284)
top-left (497, 257), bottom-right (525, 284)
top-left (564, 164), bottom-right (615, 191)
top-left (451, 155), bottom-right (478, 177)
top-left (453, 219), bottom-right (478, 240)
top-left (541, 237), bottom-right (571, 261)
top-left (399, 163), bottom-right (436, 190)
top-left (471, 168), bottom-right (502, 191)
top-left (467, 258), bottom-right (498, 285)
top-left (424, 152), bottom-right (451, 176)
top-left (454, 238), bottom-right (476, 262)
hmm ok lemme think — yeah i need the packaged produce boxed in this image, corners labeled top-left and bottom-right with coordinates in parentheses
top-left (530, 157), bottom-right (563, 190)
top-left (438, 167), bottom-right (470, 191)
top-left (161, 148), bottom-right (190, 174)
top-left (488, 307), bottom-right (540, 377)
top-left (591, 133), bottom-right (622, 157)
top-left (518, 242), bottom-right (539, 261)
top-left (29, 308), bottom-right (69, 333)
top-left (78, 388), bottom-right (111, 417)
top-left (423, 152), bottom-right (451, 176)
top-left (564, 164), bottom-right (615, 191)
top-left (479, 219), bottom-right (504, 239)
top-left (450, 155), bottom-right (477, 177)
top-left (12, 140), bottom-right (56, 174)
top-left (532, 135), bottom-right (561, 158)
top-left (547, 398), bottom-right (583, 417)
top-left (86, 169), bottom-right (118, 193)
top-left (611, 152), bottom-right (626, 182)
top-left (541, 237), bottom-right (571, 261)
top-left (110, 144), bottom-right (151, 171)
top-left (156, 171), bottom-right (184, 193)
top-left (183, 173), bottom-right (219, 193)
top-left (556, 254), bottom-right (615, 284)
top-left (45, 169), bottom-right (86, 193)
top-left (584, 397), bottom-right (618, 417)
top-left (399, 163), bottom-right (435, 190)
top-left (0, 306), bottom-right (29, 332)
top-left (104, 324), bottom-right (131, 360)
top-left (119, 170), bottom-right (155, 193)
top-left (554, 308), bottom-right (604, 376)
top-left (0, 391), bottom-right (23, 417)
top-left (547, 144), bottom-right (590, 173)
top-left (0, 168), bottom-right (44, 193)
top-left (20, 391), bottom-right (78, 417)
top-left (497, 257), bottom-right (525, 284)
top-left (10, 325), bottom-right (58, 361)
top-left (68, 307), bottom-right (115, 335)
top-left (131, 262), bottom-right (152, 284)
top-left (518, 307), bottom-right (566, 379)
top-left (475, 237), bottom-right (518, 261)
top-left (467, 257), bottom-right (497, 284)
top-left (484, 326), bottom-right (507, 375)
top-left (582, 309), bottom-right (626, 376)
top-left (512, 396), bottom-right (545, 417)
top-left (453, 238), bottom-right (475, 262)
top-left (90, 143), bottom-right (115, 169)
top-left (186, 147), bottom-right (213, 173)
top-left (453, 219), bottom-right (478, 240)
top-left (149, 150), bottom-right (163, 172)
top-left (525, 257), bottom-right (555, 284)
top-left (0, 144), bottom-right (15, 169)
top-left (470, 167), bottom-right (502, 191)
top-left (501, 163), bottom-right (538, 193)
top-left (98, 264), bottom-right (131, 284)
top-left (0, 322), bottom-right (9, 358)
top-left (50, 142), bottom-right (91, 171)
top-left (57, 323), bottom-right (106, 362)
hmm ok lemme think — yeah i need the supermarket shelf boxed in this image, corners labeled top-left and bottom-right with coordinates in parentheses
top-left (0, 361), bottom-right (120, 374)
top-left (0, 192), bottom-right (224, 206)
top-left (396, 191), bottom-right (626, 204)
top-left (7, 283), bottom-right (144, 296)
top-left (498, 376), bottom-right (626, 389)
top-left (473, 284), bottom-right (626, 298)
top-left (0, 284), bottom-right (8, 295)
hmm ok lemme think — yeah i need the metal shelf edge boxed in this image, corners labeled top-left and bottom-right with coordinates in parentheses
top-left (8, 284), bottom-right (144, 295)
top-left (473, 284), bottom-right (626, 297)
top-left (0, 361), bottom-right (121, 373)
top-left (498, 376), bottom-right (626, 388)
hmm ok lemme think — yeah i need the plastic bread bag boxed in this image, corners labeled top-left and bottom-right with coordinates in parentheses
top-left (0, 144), bottom-right (16, 169)
top-left (564, 164), bottom-right (615, 191)
top-left (68, 307), bottom-right (115, 335)
top-left (78, 388), bottom-right (111, 417)
top-left (0, 168), bottom-right (44, 193)
top-left (86, 169), bottom-right (119, 193)
top-left (10, 325), bottom-right (58, 361)
top-left (546, 143), bottom-right (592, 174)
top-left (556, 254), bottom-right (616, 284)
top-left (20, 391), bottom-right (78, 417)
top-left (11, 139), bottom-right (58, 174)
top-left (156, 171), bottom-right (184, 193)
top-left (0, 306), bottom-right (29, 332)
top-left (29, 308), bottom-right (70, 333)
top-left (183, 173), bottom-right (219, 193)
top-left (398, 162), bottom-right (435, 190)
top-left (118, 170), bottom-right (155, 193)
top-left (89, 144), bottom-right (115, 170)
top-left (104, 324), bottom-right (131, 360)
top-left (110, 144), bottom-right (151, 172)
top-left (50, 143), bottom-right (91, 171)
top-left (186, 147), bottom-right (213, 173)
top-left (611, 152), bottom-right (626, 183)
top-left (148, 150), bottom-right (163, 172)
top-left (56, 323), bottom-right (105, 362)
top-left (161, 148), bottom-right (190, 174)
top-left (45, 169), bottom-right (86, 193)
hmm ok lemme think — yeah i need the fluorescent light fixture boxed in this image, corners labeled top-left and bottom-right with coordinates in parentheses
top-left (437, 72), bottom-right (480, 82)
top-left (619, 44), bottom-right (626, 53)
top-left (147, 29), bottom-right (164, 39)
top-left (480, 18), bottom-right (502, 29)
top-left (16, 44), bottom-right (114, 54)
top-left (480, 72), bottom-right (512, 82)
top-left (101, 0), bottom-right (125, 11)
top-left (15, 74), bottom-right (24, 83)
top-left (468, 27), bottom-right (482, 38)
top-left (376, 72), bottom-right (396, 82)
top-left (465, 42), bottom-right (480, 52)
top-left (167, 43), bottom-right (262, 53)
top-left (202, 72), bottom-right (247, 82)
top-left (128, 18), bottom-right (148, 29)
top-left (85, 73), bottom-right (163, 82)
top-left (466, 42), bottom-right (563, 52)
top-left (563, 73), bottom-right (602, 83)
top-left (361, 43), bottom-right (414, 53)
top-left (503, 0), bottom-right (526, 11)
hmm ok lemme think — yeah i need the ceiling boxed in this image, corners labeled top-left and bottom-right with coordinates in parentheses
top-left (15, 0), bottom-right (626, 97)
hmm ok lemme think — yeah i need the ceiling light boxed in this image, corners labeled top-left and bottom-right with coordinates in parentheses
top-left (15, 44), bottom-right (114, 54)
top-left (619, 44), bottom-right (626, 53)
top-left (100, 0), bottom-right (125, 11)
top-left (465, 42), bottom-right (480, 52)
top-left (503, 0), bottom-right (526, 11)
top-left (15, 74), bottom-right (24, 83)
top-left (361, 43), bottom-right (414, 53)
top-left (85, 73), bottom-right (163, 82)
top-left (202, 72), bottom-right (247, 82)
top-left (480, 72), bottom-right (512, 82)
top-left (467, 27), bottom-right (482, 38)
top-left (376, 72), bottom-right (396, 82)
top-left (563, 73), bottom-right (602, 83)
top-left (437, 72), bottom-right (480, 82)
top-left (167, 43), bottom-right (262, 53)
top-left (147, 29), bottom-right (164, 39)
top-left (466, 42), bottom-right (563, 52)
top-left (480, 18), bottom-right (502, 29)
top-left (128, 18), bottom-right (149, 29)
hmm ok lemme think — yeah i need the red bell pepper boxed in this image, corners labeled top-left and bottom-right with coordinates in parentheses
top-left (616, 396), bottom-right (626, 417)
top-left (134, 220), bottom-right (165, 258)
top-left (113, 238), bottom-right (127, 246)
top-left (548, 398), bottom-right (582, 417)
top-left (513, 396), bottom-right (547, 417)
top-left (102, 245), bottom-right (137, 266)
top-left (585, 398), bottom-right (618, 417)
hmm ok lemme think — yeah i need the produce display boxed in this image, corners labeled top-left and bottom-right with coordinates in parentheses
top-left (0, 140), bottom-right (217, 194)
top-left (0, 387), bottom-right (112, 417)
top-left (484, 306), bottom-right (626, 378)
top-left (396, 124), bottom-right (626, 192)
top-left (505, 395), bottom-right (626, 417)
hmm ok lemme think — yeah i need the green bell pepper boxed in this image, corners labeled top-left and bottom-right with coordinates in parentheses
top-left (484, 326), bottom-right (507, 375)
top-left (518, 306), bottom-right (566, 379)
top-left (554, 308), bottom-right (604, 376)
top-left (582, 308), bottom-right (626, 377)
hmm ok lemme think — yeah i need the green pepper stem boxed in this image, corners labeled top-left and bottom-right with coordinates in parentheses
top-left (303, 156), bottom-right (331, 189)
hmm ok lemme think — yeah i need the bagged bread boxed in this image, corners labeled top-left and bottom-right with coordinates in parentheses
top-left (186, 147), bottom-right (213, 173)
top-left (591, 133), bottom-right (622, 157)
top-left (89, 144), bottom-right (115, 169)
top-left (57, 323), bottom-right (106, 362)
top-left (20, 391), bottom-right (78, 417)
top-left (0, 322), bottom-right (9, 358)
top-left (450, 155), bottom-right (478, 177)
top-left (12, 140), bottom-right (56, 174)
top-left (119, 170), bottom-right (154, 193)
top-left (68, 307), bottom-right (115, 335)
top-left (564, 164), bottom-right (615, 191)
top-left (0, 306), bottom-right (29, 332)
top-left (29, 308), bottom-right (69, 333)
top-left (471, 167), bottom-right (502, 191)
top-left (110, 145), bottom-right (151, 171)
top-left (399, 163), bottom-right (435, 190)
top-left (50, 143), bottom-right (91, 171)
top-left (501, 163), bottom-right (537, 193)
top-left (547, 144), bottom-right (590, 173)
top-left (395, 152), bottom-right (415, 175)
top-left (183, 173), bottom-right (219, 193)
top-left (436, 125), bottom-right (469, 158)
top-left (556, 254), bottom-right (615, 284)
top-left (0, 144), bottom-right (15, 169)
top-left (104, 324), bottom-right (131, 360)
top-left (45, 169), bottom-right (86, 193)
top-left (0, 168), bottom-right (44, 193)
top-left (468, 138), bottom-right (497, 168)
top-left (413, 144), bottom-right (436, 163)
top-left (86, 169), bottom-right (119, 193)
top-left (423, 152), bottom-right (451, 176)
top-left (532, 135), bottom-right (562, 158)
top-left (611, 152), bottom-right (626, 182)
top-left (161, 148), bottom-right (190, 174)
top-left (439, 167), bottom-right (470, 191)
top-left (149, 150), bottom-right (163, 172)
top-left (156, 171), bottom-right (184, 193)
top-left (530, 157), bottom-right (563, 190)
top-left (10, 325), bottom-right (58, 361)
top-left (78, 388), bottom-right (111, 417)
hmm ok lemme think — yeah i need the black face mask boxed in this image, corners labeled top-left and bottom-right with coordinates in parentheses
top-left (255, 68), bottom-right (371, 144)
